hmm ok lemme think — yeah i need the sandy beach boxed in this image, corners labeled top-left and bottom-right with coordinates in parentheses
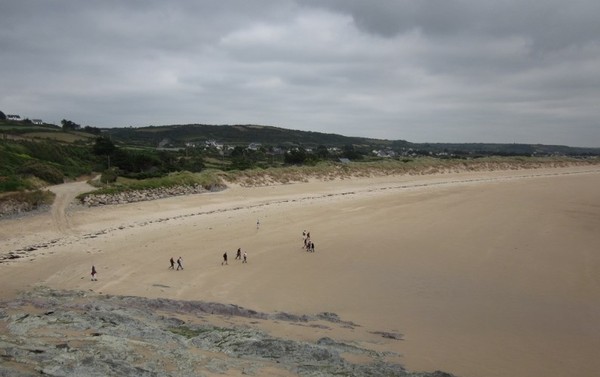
top-left (1, 165), bottom-right (599, 377)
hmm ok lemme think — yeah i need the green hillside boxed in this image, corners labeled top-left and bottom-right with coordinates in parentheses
top-left (1, 119), bottom-right (599, 196)
top-left (102, 123), bottom-right (408, 149)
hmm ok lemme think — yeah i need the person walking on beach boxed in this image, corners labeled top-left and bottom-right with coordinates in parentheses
top-left (169, 257), bottom-right (175, 269)
top-left (243, 251), bottom-right (248, 263)
top-left (91, 265), bottom-right (97, 281)
top-left (310, 242), bottom-right (315, 253)
top-left (256, 219), bottom-right (260, 229)
top-left (235, 248), bottom-right (242, 260)
top-left (176, 257), bottom-right (183, 270)
top-left (222, 252), bottom-right (228, 265)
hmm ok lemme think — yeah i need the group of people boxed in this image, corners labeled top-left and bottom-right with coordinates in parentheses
top-left (223, 248), bottom-right (248, 265)
top-left (168, 257), bottom-right (184, 270)
top-left (302, 230), bottom-right (315, 252)
top-left (164, 250), bottom-right (247, 269)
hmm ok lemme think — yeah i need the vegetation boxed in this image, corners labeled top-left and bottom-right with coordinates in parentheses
top-left (1, 118), bottom-right (599, 213)
top-left (82, 170), bottom-right (224, 198)
top-left (168, 326), bottom-right (216, 339)
top-left (0, 190), bottom-right (55, 213)
top-left (219, 156), bottom-right (600, 187)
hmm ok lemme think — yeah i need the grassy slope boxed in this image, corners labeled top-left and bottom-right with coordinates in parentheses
top-left (48, 156), bottom-right (600, 202)
top-left (218, 156), bottom-right (600, 187)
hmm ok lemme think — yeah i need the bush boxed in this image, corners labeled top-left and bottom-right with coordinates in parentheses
top-left (100, 168), bottom-right (119, 184)
top-left (0, 189), bottom-right (55, 211)
top-left (17, 161), bottom-right (64, 184)
top-left (0, 176), bottom-right (29, 192)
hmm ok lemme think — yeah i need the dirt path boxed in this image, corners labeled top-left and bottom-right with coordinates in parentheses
top-left (47, 180), bottom-right (96, 234)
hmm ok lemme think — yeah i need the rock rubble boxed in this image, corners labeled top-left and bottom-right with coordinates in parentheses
top-left (0, 200), bottom-right (49, 219)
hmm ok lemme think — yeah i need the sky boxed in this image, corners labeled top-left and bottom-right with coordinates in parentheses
top-left (1, 1), bottom-right (599, 147)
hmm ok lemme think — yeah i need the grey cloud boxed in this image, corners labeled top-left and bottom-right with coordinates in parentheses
top-left (307, 0), bottom-right (600, 51)
top-left (1, 1), bottom-right (599, 147)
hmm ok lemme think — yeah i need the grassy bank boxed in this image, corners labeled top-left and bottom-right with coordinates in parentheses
top-left (84, 156), bottom-right (600, 194)
top-left (219, 156), bottom-right (600, 187)
top-left (0, 190), bottom-right (55, 217)
top-left (79, 170), bottom-right (225, 198)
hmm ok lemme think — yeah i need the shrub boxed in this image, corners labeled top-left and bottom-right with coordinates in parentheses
top-left (17, 161), bottom-right (64, 184)
top-left (0, 176), bottom-right (29, 192)
top-left (0, 189), bottom-right (55, 210)
top-left (100, 168), bottom-right (119, 184)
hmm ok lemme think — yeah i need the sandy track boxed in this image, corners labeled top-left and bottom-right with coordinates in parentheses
top-left (48, 180), bottom-right (95, 234)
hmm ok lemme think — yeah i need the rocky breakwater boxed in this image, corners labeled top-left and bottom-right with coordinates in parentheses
top-left (81, 184), bottom-right (224, 207)
top-left (0, 287), bottom-right (455, 377)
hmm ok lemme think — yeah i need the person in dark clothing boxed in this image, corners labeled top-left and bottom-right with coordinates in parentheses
top-left (169, 257), bottom-right (175, 269)
top-left (235, 248), bottom-right (242, 260)
top-left (91, 265), bottom-right (97, 281)
top-left (222, 252), bottom-right (228, 265)
top-left (176, 257), bottom-right (183, 270)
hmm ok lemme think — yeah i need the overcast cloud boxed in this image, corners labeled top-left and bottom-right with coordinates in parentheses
top-left (1, 0), bottom-right (599, 147)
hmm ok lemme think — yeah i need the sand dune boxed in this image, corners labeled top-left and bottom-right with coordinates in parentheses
top-left (1, 165), bottom-right (600, 377)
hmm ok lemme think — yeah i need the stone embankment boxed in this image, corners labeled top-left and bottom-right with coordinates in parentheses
top-left (0, 287), bottom-right (455, 377)
top-left (80, 184), bottom-right (224, 207)
top-left (0, 200), bottom-right (49, 219)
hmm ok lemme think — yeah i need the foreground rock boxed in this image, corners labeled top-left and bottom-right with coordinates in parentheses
top-left (0, 287), bottom-right (455, 377)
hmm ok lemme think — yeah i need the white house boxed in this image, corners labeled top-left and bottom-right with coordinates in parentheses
top-left (7, 114), bottom-right (22, 121)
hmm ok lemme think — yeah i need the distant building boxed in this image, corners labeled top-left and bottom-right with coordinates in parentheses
top-left (372, 149), bottom-right (397, 158)
top-left (158, 138), bottom-right (171, 148)
top-left (7, 114), bottom-right (21, 121)
top-left (248, 142), bottom-right (261, 151)
top-left (205, 140), bottom-right (224, 150)
top-left (32, 119), bottom-right (43, 125)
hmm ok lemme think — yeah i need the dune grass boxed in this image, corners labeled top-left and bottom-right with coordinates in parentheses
top-left (219, 156), bottom-right (599, 187)
top-left (69, 155), bottom-right (600, 200)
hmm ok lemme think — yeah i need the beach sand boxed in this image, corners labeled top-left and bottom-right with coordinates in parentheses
top-left (1, 166), bottom-right (599, 377)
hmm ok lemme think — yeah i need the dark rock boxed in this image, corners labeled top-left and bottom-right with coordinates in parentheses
top-left (372, 331), bottom-right (404, 340)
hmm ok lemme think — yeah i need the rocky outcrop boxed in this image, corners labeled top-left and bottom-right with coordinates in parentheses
top-left (0, 287), bottom-right (455, 377)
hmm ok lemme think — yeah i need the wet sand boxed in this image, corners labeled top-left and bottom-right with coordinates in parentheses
top-left (1, 166), bottom-right (599, 377)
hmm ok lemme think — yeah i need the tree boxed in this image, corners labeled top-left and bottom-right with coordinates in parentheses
top-left (61, 119), bottom-right (81, 131)
top-left (284, 147), bottom-right (307, 165)
top-left (316, 145), bottom-right (330, 160)
top-left (0, 111), bottom-right (6, 120)
top-left (342, 144), bottom-right (363, 160)
top-left (83, 125), bottom-right (102, 135)
top-left (230, 146), bottom-right (254, 170)
top-left (92, 136), bottom-right (116, 156)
